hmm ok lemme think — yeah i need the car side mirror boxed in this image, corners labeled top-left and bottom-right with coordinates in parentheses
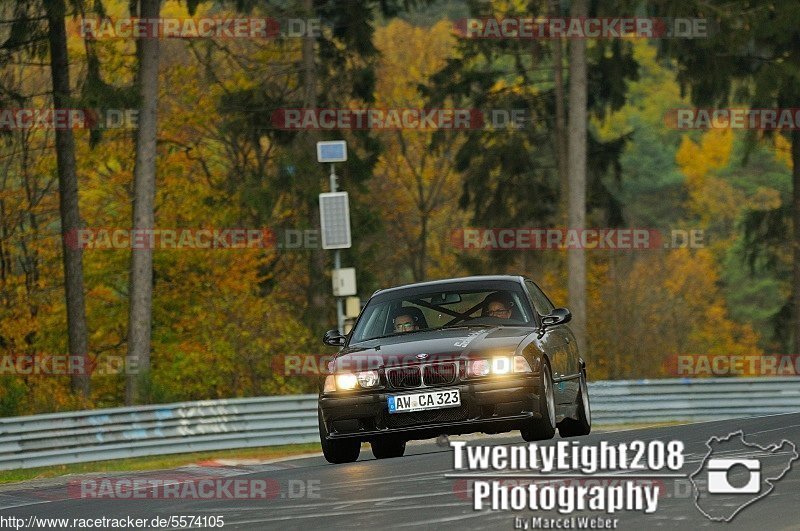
top-left (541, 308), bottom-right (571, 328)
top-left (323, 329), bottom-right (346, 347)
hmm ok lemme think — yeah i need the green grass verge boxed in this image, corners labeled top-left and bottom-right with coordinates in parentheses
top-left (0, 442), bottom-right (322, 485)
top-left (595, 421), bottom-right (683, 432)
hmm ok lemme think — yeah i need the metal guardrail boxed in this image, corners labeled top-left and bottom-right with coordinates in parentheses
top-left (0, 377), bottom-right (798, 470)
top-left (589, 377), bottom-right (800, 423)
top-left (0, 395), bottom-right (319, 471)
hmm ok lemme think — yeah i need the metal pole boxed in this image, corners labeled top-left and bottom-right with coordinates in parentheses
top-left (330, 163), bottom-right (345, 333)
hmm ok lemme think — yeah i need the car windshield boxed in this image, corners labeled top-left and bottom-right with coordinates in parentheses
top-left (349, 281), bottom-right (534, 343)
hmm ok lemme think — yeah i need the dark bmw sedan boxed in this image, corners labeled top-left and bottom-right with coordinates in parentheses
top-left (317, 275), bottom-right (591, 463)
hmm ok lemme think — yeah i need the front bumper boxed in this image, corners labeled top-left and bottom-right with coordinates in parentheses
top-left (319, 375), bottom-right (540, 441)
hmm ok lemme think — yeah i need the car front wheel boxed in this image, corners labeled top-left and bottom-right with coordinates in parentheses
top-left (371, 437), bottom-right (406, 459)
top-left (521, 360), bottom-right (557, 441)
top-left (319, 408), bottom-right (360, 464)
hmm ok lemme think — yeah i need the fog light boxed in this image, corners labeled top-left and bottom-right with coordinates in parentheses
top-left (335, 373), bottom-right (358, 390)
top-left (492, 356), bottom-right (512, 375)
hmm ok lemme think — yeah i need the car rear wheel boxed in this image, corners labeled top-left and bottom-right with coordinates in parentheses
top-left (371, 437), bottom-right (406, 459)
top-left (558, 367), bottom-right (591, 437)
top-left (521, 360), bottom-right (556, 441)
top-left (319, 409), bottom-right (360, 463)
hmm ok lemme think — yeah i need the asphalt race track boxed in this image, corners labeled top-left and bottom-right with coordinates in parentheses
top-left (2, 414), bottom-right (800, 530)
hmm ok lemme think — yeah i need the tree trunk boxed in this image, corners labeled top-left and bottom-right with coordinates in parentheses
top-left (302, 0), bottom-right (316, 110)
top-left (45, 0), bottom-right (89, 398)
top-left (301, 0), bottom-right (329, 333)
top-left (126, 0), bottom-right (160, 405)
top-left (567, 0), bottom-right (588, 359)
top-left (415, 214), bottom-right (428, 282)
top-left (792, 129), bottom-right (800, 357)
top-left (550, 0), bottom-right (568, 222)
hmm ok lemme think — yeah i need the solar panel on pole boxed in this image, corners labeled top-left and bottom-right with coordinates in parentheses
top-left (319, 192), bottom-right (352, 249)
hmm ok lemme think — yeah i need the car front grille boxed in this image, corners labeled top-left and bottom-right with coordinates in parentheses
top-left (423, 363), bottom-right (457, 386)
top-left (387, 367), bottom-right (422, 389)
top-left (386, 362), bottom-right (460, 389)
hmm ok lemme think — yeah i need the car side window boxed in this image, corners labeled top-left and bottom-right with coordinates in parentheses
top-left (525, 280), bottom-right (555, 316)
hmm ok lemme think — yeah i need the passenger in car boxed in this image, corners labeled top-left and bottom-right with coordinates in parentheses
top-left (482, 292), bottom-right (514, 319)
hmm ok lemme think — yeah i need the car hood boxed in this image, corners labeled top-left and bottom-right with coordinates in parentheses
top-left (332, 326), bottom-right (532, 371)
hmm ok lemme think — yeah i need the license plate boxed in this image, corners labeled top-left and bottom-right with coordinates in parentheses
top-left (387, 389), bottom-right (461, 413)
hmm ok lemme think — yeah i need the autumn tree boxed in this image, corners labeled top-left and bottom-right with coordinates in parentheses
top-left (369, 19), bottom-right (466, 282)
top-left (657, 0), bottom-right (800, 355)
top-left (425, 0), bottom-right (636, 346)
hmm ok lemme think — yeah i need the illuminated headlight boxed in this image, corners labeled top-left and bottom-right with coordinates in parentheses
top-left (327, 371), bottom-right (379, 391)
top-left (467, 359), bottom-right (491, 377)
top-left (356, 370), bottom-right (380, 388)
top-left (513, 355), bottom-right (532, 373)
top-left (335, 373), bottom-right (358, 390)
top-left (468, 356), bottom-right (530, 377)
top-left (492, 356), bottom-right (512, 375)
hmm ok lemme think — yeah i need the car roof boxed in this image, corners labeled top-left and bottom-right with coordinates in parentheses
top-left (374, 275), bottom-right (526, 296)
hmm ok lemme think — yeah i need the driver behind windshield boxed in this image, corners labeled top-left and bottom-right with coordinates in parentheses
top-left (481, 292), bottom-right (514, 319)
top-left (393, 310), bottom-right (420, 333)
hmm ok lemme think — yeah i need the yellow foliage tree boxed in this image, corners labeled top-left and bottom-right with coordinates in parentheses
top-left (368, 19), bottom-right (468, 282)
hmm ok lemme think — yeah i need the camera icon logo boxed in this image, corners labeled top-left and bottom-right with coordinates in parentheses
top-left (707, 458), bottom-right (760, 494)
top-left (691, 430), bottom-right (798, 522)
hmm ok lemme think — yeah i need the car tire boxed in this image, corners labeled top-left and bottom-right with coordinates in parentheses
top-left (521, 359), bottom-right (557, 441)
top-left (318, 409), bottom-right (360, 464)
top-left (371, 437), bottom-right (406, 459)
top-left (558, 368), bottom-right (591, 437)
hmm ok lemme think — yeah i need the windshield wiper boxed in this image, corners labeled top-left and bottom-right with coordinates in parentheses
top-left (440, 324), bottom-right (493, 330)
top-left (361, 328), bottom-right (431, 342)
